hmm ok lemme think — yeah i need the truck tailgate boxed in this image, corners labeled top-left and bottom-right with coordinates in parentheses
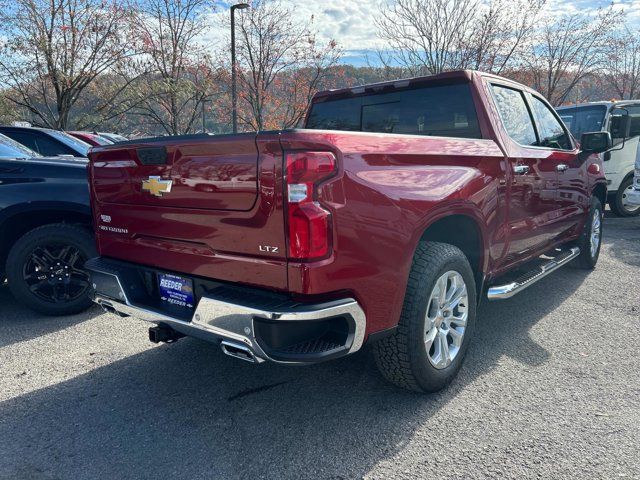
top-left (88, 133), bottom-right (288, 290)
top-left (92, 133), bottom-right (259, 210)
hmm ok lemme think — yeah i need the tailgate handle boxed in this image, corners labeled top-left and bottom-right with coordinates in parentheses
top-left (136, 147), bottom-right (168, 165)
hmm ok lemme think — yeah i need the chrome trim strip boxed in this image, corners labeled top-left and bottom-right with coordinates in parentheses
top-left (487, 247), bottom-right (580, 300)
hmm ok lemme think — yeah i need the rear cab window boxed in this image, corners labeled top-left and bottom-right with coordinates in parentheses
top-left (305, 82), bottom-right (482, 139)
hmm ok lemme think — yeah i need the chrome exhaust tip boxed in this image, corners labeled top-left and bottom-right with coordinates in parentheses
top-left (97, 300), bottom-right (129, 317)
top-left (220, 340), bottom-right (257, 363)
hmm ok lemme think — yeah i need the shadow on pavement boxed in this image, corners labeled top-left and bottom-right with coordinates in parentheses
top-left (602, 215), bottom-right (640, 267)
top-left (0, 266), bottom-right (589, 480)
top-left (0, 284), bottom-right (101, 349)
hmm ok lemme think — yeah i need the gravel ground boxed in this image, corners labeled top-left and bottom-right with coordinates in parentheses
top-left (0, 214), bottom-right (639, 480)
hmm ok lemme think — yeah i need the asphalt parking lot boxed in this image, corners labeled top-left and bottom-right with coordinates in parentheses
top-left (1, 214), bottom-right (639, 480)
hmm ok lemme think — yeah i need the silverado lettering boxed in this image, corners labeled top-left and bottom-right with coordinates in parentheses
top-left (86, 70), bottom-right (608, 392)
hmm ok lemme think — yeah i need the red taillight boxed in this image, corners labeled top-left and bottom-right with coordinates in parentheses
top-left (286, 151), bottom-right (337, 260)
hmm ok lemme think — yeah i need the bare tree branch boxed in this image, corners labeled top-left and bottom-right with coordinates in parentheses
top-left (0, 0), bottom-right (137, 129)
top-left (376, 0), bottom-right (544, 76)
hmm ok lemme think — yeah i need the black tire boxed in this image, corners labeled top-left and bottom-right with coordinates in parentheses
top-left (609, 177), bottom-right (640, 217)
top-left (373, 242), bottom-right (477, 393)
top-left (6, 223), bottom-right (96, 316)
top-left (574, 197), bottom-right (603, 270)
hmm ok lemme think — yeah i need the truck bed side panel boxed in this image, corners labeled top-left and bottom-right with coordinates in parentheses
top-left (280, 130), bottom-right (506, 335)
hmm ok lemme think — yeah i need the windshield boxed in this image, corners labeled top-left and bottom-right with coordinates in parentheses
top-left (0, 133), bottom-right (39, 158)
top-left (557, 105), bottom-right (607, 139)
top-left (47, 130), bottom-right (91, 156)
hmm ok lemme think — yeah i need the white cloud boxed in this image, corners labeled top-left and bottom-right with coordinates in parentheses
top-left (291, 0), bottom-right (387, 51)
top-left (209, 0), bottom-right (640, 65)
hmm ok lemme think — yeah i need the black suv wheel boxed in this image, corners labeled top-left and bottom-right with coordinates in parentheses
top-left (6, 224), bottom-right (96, 316)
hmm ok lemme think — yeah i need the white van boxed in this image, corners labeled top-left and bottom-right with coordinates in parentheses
top-left (626, 147), bottom-right (640, 206)
top-left (557, 101), bottom-right (640, 217)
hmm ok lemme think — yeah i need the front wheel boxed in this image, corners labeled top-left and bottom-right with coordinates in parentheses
top-left (6, 224), bottom-right (96, 316)
top-left (610, 177), bottom-right (640, 217)
top-left (574, 197), bottom-right (603, 270)
top-left (373, 242), bottom-right (477, 392)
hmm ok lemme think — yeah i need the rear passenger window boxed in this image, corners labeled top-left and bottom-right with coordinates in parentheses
top-left (491, 85), bottom-right (537, 146)
top-left (33, 134), bottom-right (75, 156)
top-left (2, 131), bottom-right (75, 156)
top-left (4, 132), bottom-right (39, 153)
top-left (306, 83), bottom-right (482, 139)
top-left (530, 96), bottom-right (572, 150)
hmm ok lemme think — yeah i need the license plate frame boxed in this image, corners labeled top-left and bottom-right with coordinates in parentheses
top-left (157, 273), bottom-right (195, 310)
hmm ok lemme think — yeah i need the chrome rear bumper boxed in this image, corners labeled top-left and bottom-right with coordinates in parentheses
top-left (86, 257), bottom-right (366, 364)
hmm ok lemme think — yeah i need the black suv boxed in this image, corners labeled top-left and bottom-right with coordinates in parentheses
top-left (0, 126), bottom-right (90, 158)
top-left (0, 133), bottom-right (95, 315)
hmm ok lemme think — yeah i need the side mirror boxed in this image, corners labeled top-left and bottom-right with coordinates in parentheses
top-left (580, 131), bottom-right (612, 154)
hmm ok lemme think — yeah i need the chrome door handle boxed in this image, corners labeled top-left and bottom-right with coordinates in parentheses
top-left (514, 165), bottom-right (530, 175)
top-left (557, 164), bottom-right (569, 172)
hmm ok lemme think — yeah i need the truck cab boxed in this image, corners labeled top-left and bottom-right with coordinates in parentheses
top-left (557, 101), bottom-right (640, 217)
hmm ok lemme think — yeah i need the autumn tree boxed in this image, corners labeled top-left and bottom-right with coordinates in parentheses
top-left (0, 0), bottom-right (135, 129)
top-left (603, 27), bottom-right (640, 100)
top-left (130, 0), bottom-right (223, 135)
top-left (70, 69), bottom-right (150, 133)
top-left (524, 7), bottom-right (624, 106)
top-left (231, 0), bottom-right (341, 131)
top-left (0, 95), bottom-right (17, 124)
top-left (376, 0), bottom-right (544, 76)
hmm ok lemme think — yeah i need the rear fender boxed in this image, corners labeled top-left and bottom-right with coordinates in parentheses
top-left (412, 202), bottom-right (490, 286)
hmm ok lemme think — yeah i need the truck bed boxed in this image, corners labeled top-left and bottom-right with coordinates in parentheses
top-left (89, 129), bottom-right (504, 336)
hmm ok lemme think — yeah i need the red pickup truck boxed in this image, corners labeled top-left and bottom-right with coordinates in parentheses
top-left (86, 70), bottom-right (609, 392)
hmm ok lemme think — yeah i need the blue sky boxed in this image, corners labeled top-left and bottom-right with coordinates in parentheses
top-left (216, 0), bottom-right (640, 66)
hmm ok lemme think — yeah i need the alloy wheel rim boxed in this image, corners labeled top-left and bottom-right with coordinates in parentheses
top-left (22, 244), bottom-right (90, 304)
top-left (590, 209), bottom-right (602, 258)
top-left (425, 271), bottom-right (468, 370)
top-left (622, 184), bottom-right (640, 213)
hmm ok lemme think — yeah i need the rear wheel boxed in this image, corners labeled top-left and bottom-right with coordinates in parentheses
top-left (6, 224), bottom-right (96, 316)
top-left (610, 177), bottom-right (640, 217)
top-left (373, 242), bottom-right (476, 392)
top-left (574, 197), bottom-right (603, 270)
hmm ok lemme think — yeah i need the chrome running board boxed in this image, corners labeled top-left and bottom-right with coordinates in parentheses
top-left (487, 247), bottom-right (580, 300)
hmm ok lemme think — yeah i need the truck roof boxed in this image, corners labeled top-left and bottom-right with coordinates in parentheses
top-left (312, 69), bottom-right (532, 102)
top-left (556, 100), bottom-right (640, 111)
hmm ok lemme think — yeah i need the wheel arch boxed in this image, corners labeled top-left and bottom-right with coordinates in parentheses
top-left (0, 202), bottom-right (92, 271)
top-left (592, 182), bottom-right (607, 208)
top-left (417, 209), bottom-right (487, 295)
top-left (618, 170), bottom-right (635, 189)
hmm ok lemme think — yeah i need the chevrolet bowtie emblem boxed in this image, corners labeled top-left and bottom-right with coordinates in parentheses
top-left (142, 176), bottom-right (172, 197)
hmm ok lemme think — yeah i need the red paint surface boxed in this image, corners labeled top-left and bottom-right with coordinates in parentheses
top-left (88, 70), bottom-right (606, 337)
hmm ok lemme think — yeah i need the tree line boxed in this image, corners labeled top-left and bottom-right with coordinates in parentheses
top-left (0, 0), bottom-right (637, 137)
